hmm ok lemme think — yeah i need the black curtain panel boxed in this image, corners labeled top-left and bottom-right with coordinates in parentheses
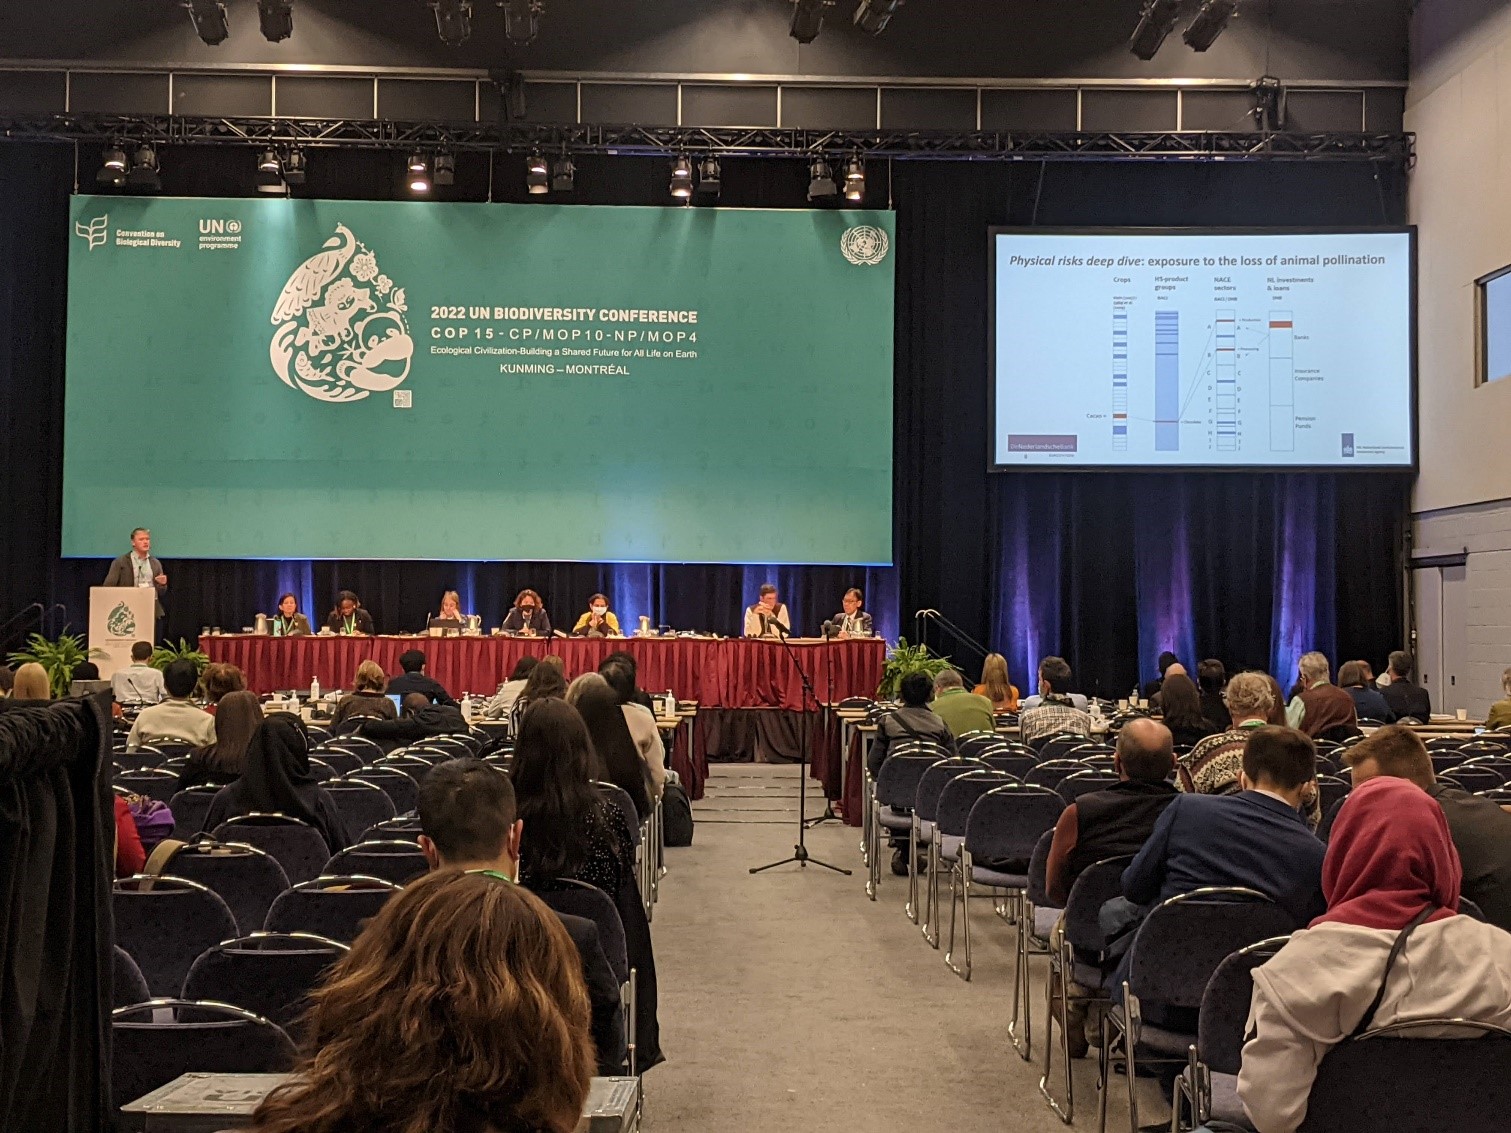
top-left (0, 143), bottom-right (1407, 689)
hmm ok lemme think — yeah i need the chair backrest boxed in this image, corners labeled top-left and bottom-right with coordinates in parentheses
top-left (955, 732), bottom-right (1005, 761)
top-left (529, 878), bottom-right (629, 985)
top-left (306, 757), bottom-right (337, 782)
top-left (112, 1000), bottom-right (297, 1120)
top-left (1424, 735), bottom-right (1467, 752)
top-left (117, 744), bottom-right (163, 771)
top-left (913, 758), bottom-right (988, 822)
top-left (327, 734), bottom-right (384, 762)
top-left (112, 945), bottom-right (151, 1008)
top-left (112, 876), bottom-right (240, 996)
top-left (932, 770), bottom-right (1017, 837)
top-left (872, 753), bottom-right (941, 810)
top-left (1023, 759), bottom-right (1089, 791)
top-left (595, 781), bottom-right (643, 846)
top-left (1442, 766), bottom-right (1505, 795)
top-left (981, 752), bottom-right (1035, 779)
top-left (1126, 888), bottom-right (1297, 1010)
top-left (1430, 751), bottom-right (1467, 773)
top-left (1458, 739), bottom-right (1510, 759)
top-left (262, 876), bottom-right (401, 942)
top-left (1056, 769), bottom-right (1121, 804)
top-left (347, 768), bottom-right (419, 815)
top-left (324, 840), bottom-right (429, 886)
top-left (1197, 936), bottom-right (1290, 1074)
top-left (323, 779), bottom-right (398, 834)
top-left (1459, 896), bottom-right (1489, 922)
top-left (214, 814), bottom-right (332, 886)
top-left (1061, 856), bottom-right (1136, 953)
top-left (158, 840), bottom-right (290, 941)
top-left (113, 769), bottom-right (180, 804)
top-left (1064, 743), bottom-right (1115, 762)
top-left (1462, 755), bottom-right (1511, 783)
top-left (886, 739), bottom-right (954, 766)
top-left (181, 932), bottom-right (349, 1031)
top-left (1297, 1020), bottom-right (1511, 1133)
top-left (1317, 794), bottom-right (1350, 843)
top-left (376, 755), bottom-right (436, 776)
top-left (165, 786), bottom-right (221, 837)
top-left (310, 747), bottom-right (364, 775)
top-left (964, 785), bottom-right (1066, 864)
top-left (360, 815), bottom-right (425, 843)
top-left (1025, 828), bottom-right (1056, 909)
top-left (1316, 774), bottom-right (1352, 813)
top-left (1039, 734), bottom-right (1092, 762)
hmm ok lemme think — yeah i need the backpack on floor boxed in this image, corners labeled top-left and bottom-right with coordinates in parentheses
top-left (125, 795), bottom-right (176, 852)
top-left (662, 782), bottom-right (694, 846)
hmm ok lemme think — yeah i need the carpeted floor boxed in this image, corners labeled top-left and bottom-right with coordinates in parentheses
top-left (645, 764), bottom-right (1167, 1131)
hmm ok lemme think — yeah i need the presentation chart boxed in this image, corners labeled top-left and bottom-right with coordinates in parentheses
top-left (992, 230), bottom-right (1414, 468)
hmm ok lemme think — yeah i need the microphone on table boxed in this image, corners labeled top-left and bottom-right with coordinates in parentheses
top-left (822, 619), bottom-right (836, 640)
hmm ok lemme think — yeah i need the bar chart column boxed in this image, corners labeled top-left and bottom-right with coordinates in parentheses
top-left (1155, 310), bottom-right (1179, 451)
top-left (1215, 308), bottom-right (1237, 451)
top-left (1269, 310), bottom-right (1294, 451)
top-left (1111, 304), bottom-right (1128, 451)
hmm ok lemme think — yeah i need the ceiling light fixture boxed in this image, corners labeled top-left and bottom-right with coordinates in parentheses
top-left (697, 156), bottom-right (721, 198)
top-left (669, 154), bottom-right (694, 200)
top-left (853, 0), bottom-right (903, 34)
top-left (790, 0), bottom-right (836, 43)
top-left (503, 0), bottom-right (544, 45)
top-left (551, 154), bottom-right (575, 193)
top-left (257, 0), bottom-right (294, 42)
top-left (843, 155), bottom-right (865, 202)
top-left (127, 144), bottom-right (161, 191)
top-left (526, 151), bottom-right (549, 195)
top-left (184, 0), bottom-right (231, 45)
top-left (807, 157), bottom-right (838, 201)
top-left (434, 152), bottom-right (456, 186)
top-left (431, 0), bottom-right (472, 47)
top-left (1183, 0), bottom-right (1240, 52)
top-left (1128, 0), bottom-right (1181, 60)
top-left (408, 153), bottom-right (432, 194)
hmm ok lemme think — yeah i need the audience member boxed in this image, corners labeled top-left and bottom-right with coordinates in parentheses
top-left (1381, 649), bottom-right (1432, 722)
top-left (832, 587), bottom-right (874, 638)
top-left (11, 662), bottom-right (50, 701)
top-left (1157, 672), bottom-right (1218, 748)
top-left (329, 660), bottom-right (397, 730)
top-left (201, 662), bottom-right (246, 710)
top-left (246, 870), bottom-right (593, 1133)
top-left (743, 583), bottom-right (791, 639)
top-left (1142, 650), bottom-right (1181, 701)
top-left (113, 794), bottom-right (146, 878)
top-left (572, 592), bottom-right (621, 637)
top-left (599, 651), bottom-right (657, 711)
top-left (0, 664), bottom-right (14, 697)
top-left (203, 714), bottom-right (349, 850)
top-left (1261, 673), bottom-right (1289, 726)
top-left (1149, 662), bottom-right (1187, 711)
top-left (358, 691), bottom-right (467, 751)
top-left (126, 660), bottom-right (215, 750)
top-left (1237, 776), bottom-right (1511, 1133)
top-left (271, 592), bottom-right (311, 637)
top-left (929, 668), bottom-right (995, 737)
top-left (1343, 725), bottom-right (1511, 932)
top-left (1338, 659), bottom-right (1394, 723)
top-left (1488, 666), bottom-right (1511, 730)
top-left (385, 649), bottom-right (458, 707)
top-left (501, 589), bottom-right (552, 637)
top-left (1285, 652), bottom-right (1359, 740)
top-left (1196, 658), bottom-right (1230, 732)
top-left (71, 661), bottom-right (100, 683)
top-left (415, 757), bottom-right (627, 1076)
top-left (1019, 657), bottom-right (1093, 748)
top-left (324, 590), bottom-right (374, 636)
top-left (110, 641), bottom-right (164, 706)
top-left (567, 673), bottom-right (656, 818)
top-left (599, 661), bottom-right (666, 797)
top-left (868, 672), bottom-right (954, 779)
top-left (483, 655), bottom-right (538, 721)
top-left (973, 652), bottom-right (1020, 713)
top-left (179, 689), bottom-right (263, 791)
top-left (512, 659), bottom-right (567, 731)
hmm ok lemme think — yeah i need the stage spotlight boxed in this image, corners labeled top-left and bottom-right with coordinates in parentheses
top-left (697, 156), bottom-right (721, 198)
top-left (434, 152), bottom-right (456, 186)
top-left (503, 0), bottom-right (543, 45)
top-left (807, 157), bottom-right (837, 201)
top-left (257, 0), bottom-right (294, 42)
top-left (853, 0), bottom-right (903, 34)
top-left (126, 144), bottom-right (161, 190)
top-left (1128, 0), bottom-right (1181, 60)
top-left (408, 153), bottom-right (432, 195)
top-left (790, 0), bottom-right (836, 43)
top-left (184, 0), bottom-right (231, 45)
top-left (551, 155), bottom-right (575, 193)
top-left (670, 154), bottom-right (694, 200)
top-left (256, 148), bottom-right (284, 194)
top-left (1183, 0), bottom-right (1239, 51)
top-left (430, 0), bottom-right (472, 47)
top-left (282, 147), bottom-right (306, 185)
top-left (843, 154), bottom-right (865, 201)
top-left (526, 151), bottom-right (549, 195)
top-left (97, 142), bottom-right (128, 185)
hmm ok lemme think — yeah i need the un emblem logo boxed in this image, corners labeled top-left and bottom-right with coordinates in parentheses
top-left (107, 602), bottom-right (136, 638)
top-left (840, 225), bottom-right (889, 266)
top-left (269, 224), bottom-right (415, 404)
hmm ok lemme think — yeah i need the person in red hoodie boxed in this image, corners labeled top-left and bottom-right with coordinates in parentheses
top-left (114, 795), bottom-right (146, 877)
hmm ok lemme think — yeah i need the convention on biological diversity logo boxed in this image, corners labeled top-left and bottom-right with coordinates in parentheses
top-left (840, 224), bottom-right (889, 266)
top-left (107, 602), bottom-right (136, 637)
top-left (269, 224), bottom-right (415, 403)
top-left (75, 214), bottom-right (110, 250)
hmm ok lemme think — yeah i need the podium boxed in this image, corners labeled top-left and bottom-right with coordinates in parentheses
top-left (89, 586), bottom-right (157, 679)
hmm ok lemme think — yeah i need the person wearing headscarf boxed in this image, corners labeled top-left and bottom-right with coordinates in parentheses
top-left (1237, 776), bottom-right (1511, 1133)
top-left (179, 689), bottom-right (264, 791)
top-left (202, 713), bottom-right (350, 852)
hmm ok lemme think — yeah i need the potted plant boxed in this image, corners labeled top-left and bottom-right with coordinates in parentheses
top-left (150, 638), bottom-right (210, 675)
top-left (877, 638), bottom-right (953, 700)
top-left (8, 631), bottom-right (106, 699)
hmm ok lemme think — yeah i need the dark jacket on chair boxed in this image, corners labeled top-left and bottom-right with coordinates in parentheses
top-left (555, 911), bottom-right (629, 1076)
top-left (1428, 782), bottom-right (1511, 933)
top-left (1383, 678), bottom-right (1432, 722)
top-left (1046, 778), bottom-right (1180, 906)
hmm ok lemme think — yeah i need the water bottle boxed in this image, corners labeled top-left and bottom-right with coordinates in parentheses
top-left (310, 675), bottom-right (321, 704)
top-left (462, 693), bottom-right (473, 721)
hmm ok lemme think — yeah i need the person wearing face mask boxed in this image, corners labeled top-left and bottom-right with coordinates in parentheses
top-left (572, 593), bottom-right (621, 638)
top-left (501, 589), bottom-right (553, 638)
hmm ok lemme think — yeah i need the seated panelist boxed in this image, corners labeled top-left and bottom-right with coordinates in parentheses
top-left (743, 583), bottom-right (791, 639)
top-left (573, 593), bottom-right (622, 638)
top-left (435, 588), bottom-right (466, 623)
top-left (272, 592), bottom-right (312, 637)
top-left (325, 589), bottom-right (375, 636)
top-left (832, 588), bottom-right (874, 638)
top-left (501, 589), bottom-right (552, 638)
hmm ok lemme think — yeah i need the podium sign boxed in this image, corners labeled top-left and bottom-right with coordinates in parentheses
top-left (89, 586), bottom-right (157, 679)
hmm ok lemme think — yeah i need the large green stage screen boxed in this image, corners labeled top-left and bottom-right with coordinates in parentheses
top-left (63, 196), bottom-right (894, 564)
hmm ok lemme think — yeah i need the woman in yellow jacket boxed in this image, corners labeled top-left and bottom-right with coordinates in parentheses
top-left (571, 593), bottom-right (622, 637)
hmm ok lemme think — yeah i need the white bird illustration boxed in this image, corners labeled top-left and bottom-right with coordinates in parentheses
top-left (270, 224), bottom-right (358, 325)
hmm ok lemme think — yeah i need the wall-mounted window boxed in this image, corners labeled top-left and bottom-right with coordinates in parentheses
top-left (1476, 263), bottom-right (1511, 384)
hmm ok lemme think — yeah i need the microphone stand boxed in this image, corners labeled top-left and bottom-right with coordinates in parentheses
top-left (803, 620), bottom-right (842, 828)
top-left (750, 621), bottom-right (851, 876)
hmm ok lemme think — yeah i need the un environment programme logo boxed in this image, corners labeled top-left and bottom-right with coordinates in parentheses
top-left (75, 214), bottom-right (110, 251)
top-left (840, 224), bottom-right (890, 266)
top-left (107, 601), bottom-right (136, 638)
top-left (269, 224), bottom-right (414, 403)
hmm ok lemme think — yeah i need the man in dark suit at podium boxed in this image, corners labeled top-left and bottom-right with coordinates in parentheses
top-left (103, 527), bottom-right (167, 635)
